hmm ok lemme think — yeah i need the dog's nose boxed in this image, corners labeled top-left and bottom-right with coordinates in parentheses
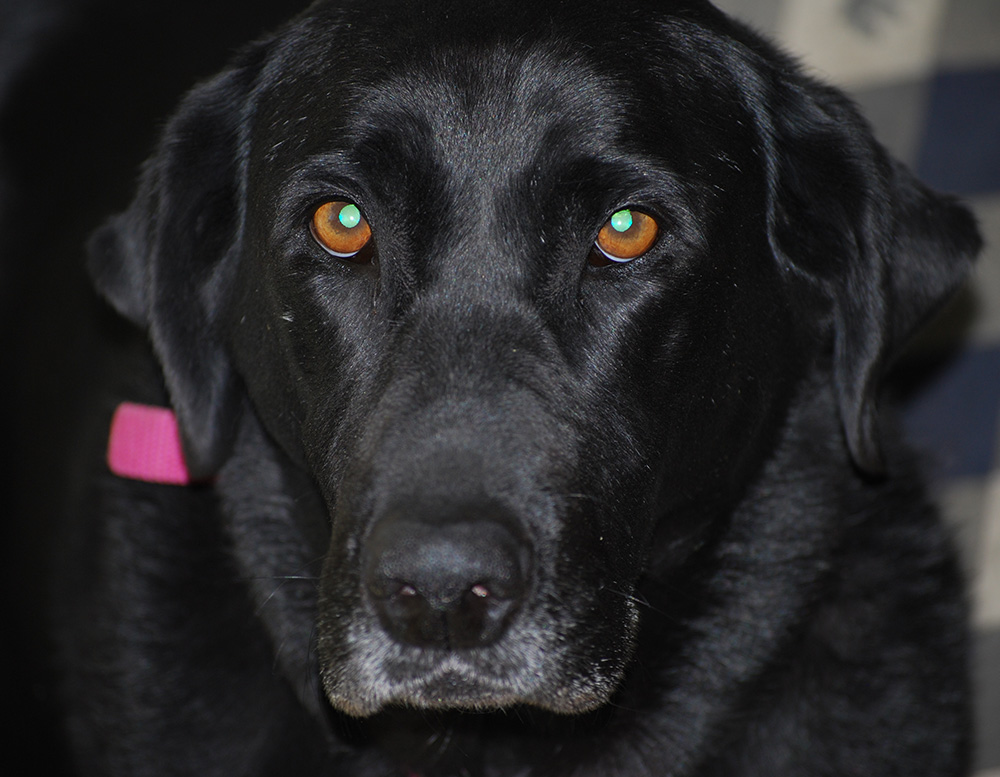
top-left (364, 514), bottom-right (530, 649)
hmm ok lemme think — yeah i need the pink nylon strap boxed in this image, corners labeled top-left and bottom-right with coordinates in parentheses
top-left (107, 402), bottom-right (193, 485)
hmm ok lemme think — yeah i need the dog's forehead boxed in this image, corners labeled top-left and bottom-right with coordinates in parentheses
top-left (257, 39), bottom-right (633, 179)
top-left (356, 49), bottom-right (625, 180)
top-left (251, 0), bottom-right (749, 175)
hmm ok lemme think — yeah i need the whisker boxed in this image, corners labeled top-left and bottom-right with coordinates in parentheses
top-left (239, 574), bottom-right (320, 582)
top-left (603, 586), bottom-right (675, 621)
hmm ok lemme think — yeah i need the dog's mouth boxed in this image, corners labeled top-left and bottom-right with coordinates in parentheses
top-left (316, 553), bottom-right (640, 718)
top-left (318, 614), bottom-right (627, 717)
top-left (326, 653), bottom-right (539, 715)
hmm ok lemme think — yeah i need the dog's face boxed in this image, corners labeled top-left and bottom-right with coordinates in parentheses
top-left (240, 2), bottom-right (802, 716)
top-left (87, 0), bottom-right (978, 719)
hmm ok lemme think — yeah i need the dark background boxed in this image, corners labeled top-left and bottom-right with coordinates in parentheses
top-left (0, 2), bottom-right (295, 773)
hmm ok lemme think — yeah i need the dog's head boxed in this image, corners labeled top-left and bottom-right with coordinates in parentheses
top-left (87, 0), bottom-right (979, 717)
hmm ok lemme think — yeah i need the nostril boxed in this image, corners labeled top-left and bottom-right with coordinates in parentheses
top-left (363, 514), bottom-right (530, 649)
top-left (378, 582), bottom-right (445, 646)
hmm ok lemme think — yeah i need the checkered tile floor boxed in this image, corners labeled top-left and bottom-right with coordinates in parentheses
top-left (714, 1), bottom-right (1000, 772)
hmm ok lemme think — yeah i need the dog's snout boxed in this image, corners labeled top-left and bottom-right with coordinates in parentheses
top-left (364, 513), bottom-right (530, 649)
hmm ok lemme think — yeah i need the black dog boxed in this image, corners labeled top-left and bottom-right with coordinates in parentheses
top-left (53, 0), bottom-right (982, 775)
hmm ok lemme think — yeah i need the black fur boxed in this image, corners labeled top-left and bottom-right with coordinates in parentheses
top-left (54, 1), bottom-right (981, 775)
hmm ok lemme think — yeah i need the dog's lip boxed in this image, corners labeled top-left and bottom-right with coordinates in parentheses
top-left (322, 643), bottom-right (615, 717)
top-left (377, 662), bottom-right (527, 711)
top-left (323, 648), bottom-right (536, 714)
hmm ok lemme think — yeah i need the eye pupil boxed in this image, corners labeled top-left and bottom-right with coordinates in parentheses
top-left (610, 209), bottom-right (633, 233)
top-left (338, 203), bottom-right (362, 229)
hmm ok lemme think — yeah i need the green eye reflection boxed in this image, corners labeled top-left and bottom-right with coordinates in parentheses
top-left (338, 203), bottom-right (362, 229)
top-left (609, 209), bottom-right (633, 233)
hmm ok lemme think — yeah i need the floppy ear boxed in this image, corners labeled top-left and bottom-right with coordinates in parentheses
top-left (87, 44), bottom-right (269, 479)
top-left (765, 77), bottom-right (981, 475)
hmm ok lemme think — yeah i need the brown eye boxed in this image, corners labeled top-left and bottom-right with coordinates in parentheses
top-left (310, 201), bottom-right (373, 261)
top-left (591, 209), bottom-right (658, 266)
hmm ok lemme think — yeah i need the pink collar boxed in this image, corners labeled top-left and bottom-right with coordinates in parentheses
top-left (107, 402), bottom-right (194, 485)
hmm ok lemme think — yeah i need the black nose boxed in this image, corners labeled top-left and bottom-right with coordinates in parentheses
top-left (363, 512), bottom-right (530, 649)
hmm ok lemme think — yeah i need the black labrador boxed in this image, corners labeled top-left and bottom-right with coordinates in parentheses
top-left (54, 1), bottom-right (982, 775)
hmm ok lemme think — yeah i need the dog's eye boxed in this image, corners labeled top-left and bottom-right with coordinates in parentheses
top-left (590, 209), bottom-right (658, 267)
top-left (310, 201), bottom-right (374, 262)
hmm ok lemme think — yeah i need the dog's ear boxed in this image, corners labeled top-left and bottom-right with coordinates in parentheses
top-left (87, 45), bottom-right (269, 479)
top-left (765, 76), bottom-right (981, 475)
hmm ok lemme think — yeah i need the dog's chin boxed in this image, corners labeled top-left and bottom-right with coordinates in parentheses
top-left (320, 644), bottom-right (622, 718)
